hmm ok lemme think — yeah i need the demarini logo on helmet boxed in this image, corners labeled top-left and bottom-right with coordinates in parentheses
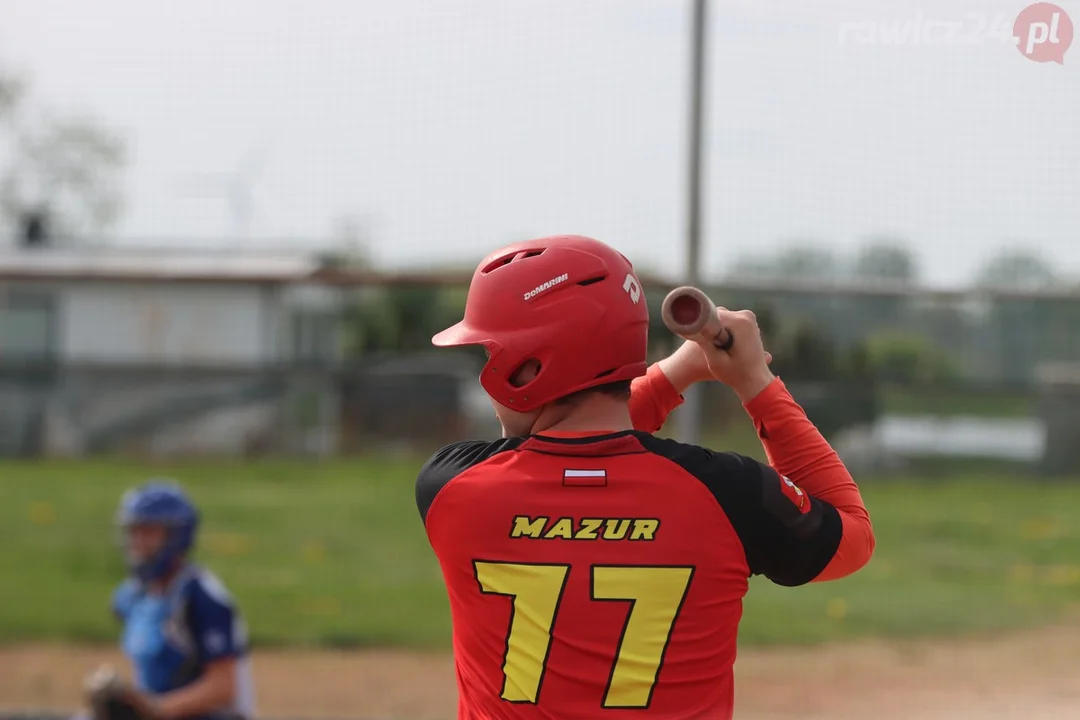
top-left (524, 273), bottom-right (569, 301)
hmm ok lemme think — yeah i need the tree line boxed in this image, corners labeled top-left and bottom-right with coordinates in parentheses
top-left (0, 68), bottom-right (125, 243)
top-left (730, 240), bottom-right (1063, 292)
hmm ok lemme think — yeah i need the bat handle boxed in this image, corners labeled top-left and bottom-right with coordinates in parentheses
top-left (661, 286), bottom-right (734, 351)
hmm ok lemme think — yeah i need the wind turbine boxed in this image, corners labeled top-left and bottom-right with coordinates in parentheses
top-left (173, 148), bottom-right (269, 245)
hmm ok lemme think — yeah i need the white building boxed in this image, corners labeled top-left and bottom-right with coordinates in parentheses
top-left (0, 246), bottom-right (348, 457)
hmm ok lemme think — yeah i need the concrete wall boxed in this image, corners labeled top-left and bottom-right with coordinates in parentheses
top-left (60, 282), bottom-right (280, 366)
top-left (0, 279), bottom-right (348, 457)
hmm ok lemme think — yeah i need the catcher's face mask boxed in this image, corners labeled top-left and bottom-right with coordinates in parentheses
top-left (124, 522), bottom-right (167, 564)
top-left (116, 481), bottom-right (199, 584)
top-left (118, 520), bottom-right (188, 584)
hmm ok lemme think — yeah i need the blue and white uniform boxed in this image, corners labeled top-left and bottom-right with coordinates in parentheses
top-left (112, 567), bottom-right (255, 720)
top-left (112, 481), bottom-right (256, 720)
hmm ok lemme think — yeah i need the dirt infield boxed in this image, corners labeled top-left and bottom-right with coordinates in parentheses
top-left (3, 625), bottom-right (1079, 720)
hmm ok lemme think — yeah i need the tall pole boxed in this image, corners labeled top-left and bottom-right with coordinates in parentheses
top-left (676, 0), bottom-right (709, 445)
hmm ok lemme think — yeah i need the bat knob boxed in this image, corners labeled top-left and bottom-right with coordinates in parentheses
top-left (668, 294), bottom-right (703, 328)
top-left (661, 286), bottom-right (734, 351)
top-left (662, 286), bottom-right (713, 336)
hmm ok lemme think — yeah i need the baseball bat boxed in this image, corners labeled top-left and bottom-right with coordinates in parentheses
top-left (660, 286), bottom-right (734, 351)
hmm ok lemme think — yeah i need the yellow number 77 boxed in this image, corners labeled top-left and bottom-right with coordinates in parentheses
top-left (473, 561), bottom-right (694, 709)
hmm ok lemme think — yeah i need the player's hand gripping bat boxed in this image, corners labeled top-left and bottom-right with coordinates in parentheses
top-left (660, 286), bottom-right (735, 352)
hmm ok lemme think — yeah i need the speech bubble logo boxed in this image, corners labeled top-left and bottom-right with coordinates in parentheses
top-left (1014, 2), bottom-right (1073, 64)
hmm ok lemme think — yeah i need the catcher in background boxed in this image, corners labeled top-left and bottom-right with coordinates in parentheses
top-left (83, 481), bottom-right (255, 720)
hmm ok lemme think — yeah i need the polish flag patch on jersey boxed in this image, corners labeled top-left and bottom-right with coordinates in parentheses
top-left (562, 469), bottom-right (608, 487)
top-left (779, 475), bottom-right (810, 513)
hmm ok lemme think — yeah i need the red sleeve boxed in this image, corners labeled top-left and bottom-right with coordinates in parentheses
top-left (629, 364), bottom-right (684, 433)
top-left (743, 378), bottom-right (874, 582)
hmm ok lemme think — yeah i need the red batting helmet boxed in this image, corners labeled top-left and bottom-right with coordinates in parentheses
top-left (432, 235), bottom-right (649, 412)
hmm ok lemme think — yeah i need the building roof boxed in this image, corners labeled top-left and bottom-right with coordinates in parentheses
top-left (0, 246), bottom-right (472, 286)
top-left (0, 245), bottom-right (668, 289)
top-left (3, 245), bottom-right (1074, 300)
top-left (0, 246), bottom-right (323, 283)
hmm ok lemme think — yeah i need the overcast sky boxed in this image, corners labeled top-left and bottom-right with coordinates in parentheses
top-left (1, 0), bottom-right (1077, 286)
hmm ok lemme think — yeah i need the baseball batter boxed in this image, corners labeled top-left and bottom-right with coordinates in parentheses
top-left (416, 234), bottom-right (875, 719)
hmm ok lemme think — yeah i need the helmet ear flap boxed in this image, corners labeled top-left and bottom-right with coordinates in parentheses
top-left (508, 358), bottom-right (542, 389)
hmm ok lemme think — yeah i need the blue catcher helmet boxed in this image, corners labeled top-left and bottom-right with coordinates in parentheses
top-left (116, 480), bottom-right (199, 583)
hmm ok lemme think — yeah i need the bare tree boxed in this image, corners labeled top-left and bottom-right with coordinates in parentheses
top-left (0, 69), bottom-right (126, 244)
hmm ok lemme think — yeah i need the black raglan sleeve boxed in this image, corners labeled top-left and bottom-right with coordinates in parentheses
top-left (636, 434), bottom-right (844, 586)
top-left (415, 438), bottom-right (525, 524)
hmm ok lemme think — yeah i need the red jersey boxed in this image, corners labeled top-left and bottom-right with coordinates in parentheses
top-left (416, 367), bottom-right (874, 719)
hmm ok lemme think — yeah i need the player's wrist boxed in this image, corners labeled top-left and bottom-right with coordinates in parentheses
top-left (656, 346), bottom-right (707, 394)
top-left (732, 369), bottom-right (776, 404)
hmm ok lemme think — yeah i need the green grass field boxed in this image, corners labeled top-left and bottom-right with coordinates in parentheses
top-left (2, 458), bottom-right (1078, 650)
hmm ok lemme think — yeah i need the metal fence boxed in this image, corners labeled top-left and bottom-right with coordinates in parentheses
top-left (1, 278), bottom-right (1078, 470)
top-left (0, 355), bottom-right (488, 459)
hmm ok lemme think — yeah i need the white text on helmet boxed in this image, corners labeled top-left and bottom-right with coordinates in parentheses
top-left (524, 273), bottom-right (569, 301)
